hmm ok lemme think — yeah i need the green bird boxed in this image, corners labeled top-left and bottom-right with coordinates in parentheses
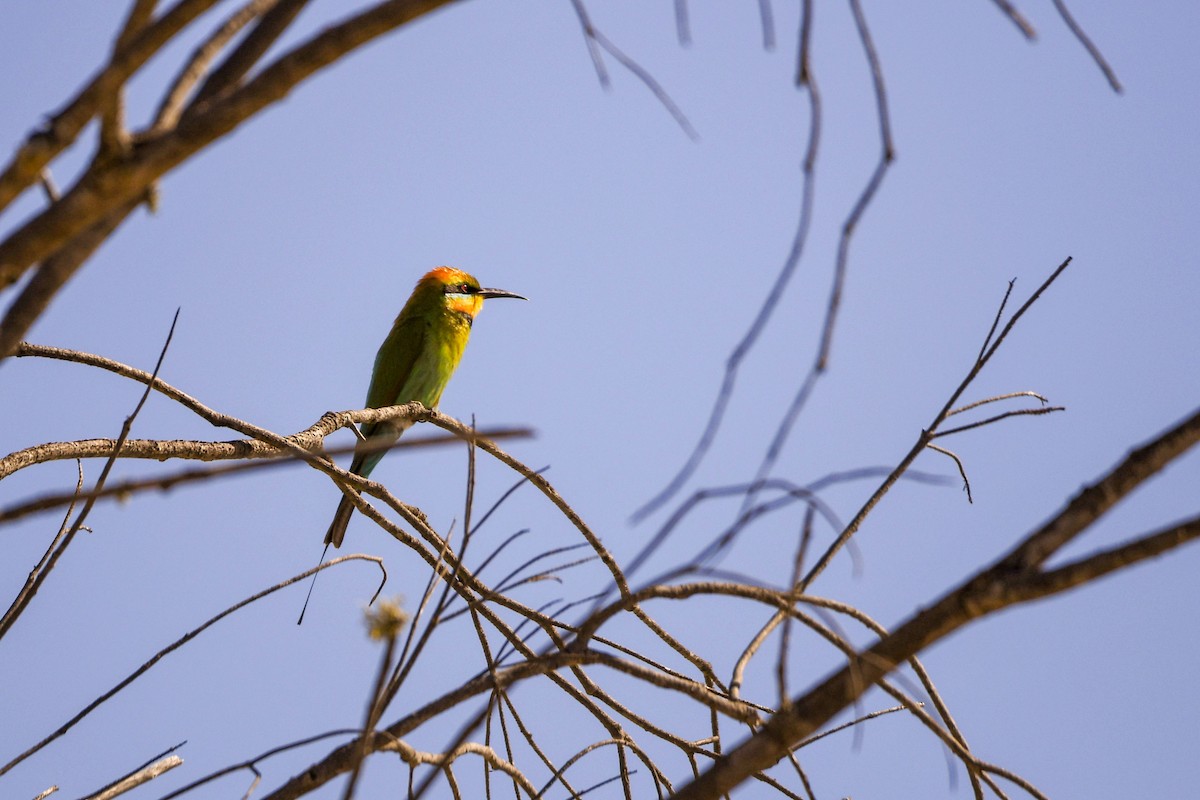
top-left (325, 266), bottom-right (525, 547)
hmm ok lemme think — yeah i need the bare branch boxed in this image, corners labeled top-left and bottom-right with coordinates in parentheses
top-left (799, 258), bottom-right (1073, 591)
top-left (83, 743), bottom-right (186, 800)
top-left (933, 404), bottom-right (1065, 438)
top-left (669, 407), bottom-right (1200, 799)
top-left (99, 0), bottom-right (160, 155)
top-left (758, 0), bottom-right (776, 51)
top-left (151, 0), bottom-right (283, 134)
top-left (999, 404), bottom-right (1200, 570)
top-left (0, 0), bottom-right (222, 223)
top-left (631, 16), bottom-right (822, 522)
top-left (1016, 513), bottom-right (1200, 608)
top-left (987, 0), bottom-right (1037, 38)
top-left (1050, 0), bottom-right (1123, 92)
top-left (189, 0), bottom-right (311, 108)
top-left (949, 390), bottom-right (1047, 417)
top-left (0, 198), bottom-right (138, 359)
top-left (567, 0), bottom-right (610, 87)
top-left (673, 0), bottom-right (691, 47)
top-left (0, 556), bottom-right (382, 778)
top-left (0, 310), bottom-right (178, 640)
top-left (567, 1), bottom-right (698, 140)
top-left (0, 1), bottom-right (456, 333)
top-left (926, 443), bottom-right (972, 503)
top-left (816, 0), bottom-right (894, 371)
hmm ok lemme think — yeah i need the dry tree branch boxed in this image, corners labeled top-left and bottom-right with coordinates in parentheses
top-left (261, 649), bottom-right (751, 800)
top-left (79, 741), bottom-right (187, 800)
top-left (817, 0), bottom-right (894, 372)
top-left (0, 199), bottom-right (139, 359)
top-left (567, 0), bottom-right (697, 139)
top-left (1021, 513), bottom-right (1200, 597)
top-left (632, 1), bottom-right (821, 523)
top-left (795, 703), bottom-right (911, 749)
top-left (150, 0), bottom-right (283, 134)
top-left (621, 469), bottom-right (941, 603)
top-left (382, 536), bottom-right (455, 707)
top-left (987, 0), bottom-right (1037, 38)
top-left (0, 426), bottom-right (530, 523)
top-left (572, 579), bottom-right (998, 797)
top-left (188, 0), bottom-right (309, 107)
top-left (154, 730), bottom-right (364, 800)
top-left (411, 572), bottom-right (710, 799)
top-left (0, 1), bottom-right (459, 356)
top-left (98, 0), bottom-right (159, 155)
top-left (636, 0), bottom-right (1121, 527)
top-left (927, 443), bottom-right (973, 503)
top-left (566, 0), bottom-right (609, 86)
top-left (312, 464), bottom-right (687, 800)
top-left (389, 740), bottom-right (542, 798)
top-left (758, 0), bottom-right (776, 51)
top-left (730, 0), bottom-right (896, 522)
top-left (342, 600), bottom-right (408, 800)
top-left (1050, 0), bottom-right (1123, 92)
top-left (673, 0), bottom-right (690, 47)
top-left (12, 335), bottom-right (661, 794)
top-left (422, 414), bottom-right (630, 602)
top-left (775, 505), bottom-right (815, 708)
top-left (469, 607), bottom-right (525, 800)
top-left (0, 311), bottom-right (178, 642)
top-left (670, 405), bottom-right (1200, 799)
top-left (87, 755), bottom-right (184, 800)
top-left (5, 461), bottom-right (88, 645)
top-left (0, 0), bottom-right (222, 221)
top-left (932, 404), bottom-right (1065, 438)
top-left (0, 556), bottom-right (383, 779)
top-left (799, 257), bottom-right (1073, 592)
top-left (537, 737), bottom-right (654, 798)
top-left (949, 391), bottom-right (1047, 417)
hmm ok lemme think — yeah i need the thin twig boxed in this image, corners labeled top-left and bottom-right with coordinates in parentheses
top-left (0, 310), bottom-right (179, 641)
top-left (673, 0), bottom-right (690, 46)
top-left (988, 0), bottom-right (1037, 38)
top-left (798, 258), bottom-right (1073, 592)
top-left (1050, 0), bottom-right (1122, 92)
top-left (631, 25), bottom-right (821, 521)
top-left (587, 28), bottom-right (698, 140)
top-left (927, 443), bottom-right (972, 503)
top-left (796, 703), bottom-right (913, 749)
top-left (0, 423), bottom-right (530, 523)
top-left (150, 0), bottom-right (282, 133)
top-left (80, 740), bottom-right (186, 800)
top-left (933, 405), bottom-right (1065, 438)
top-left (976, 279), bottom-right (1014, 362)
top-left (758, 0), bottom-right (776, 50)
top-left (155, 730), bottom-right (363, 800)
top-left (0, 556), bottom-right (382, 778)
top-left (949, 391), bottom-right (1047, 417)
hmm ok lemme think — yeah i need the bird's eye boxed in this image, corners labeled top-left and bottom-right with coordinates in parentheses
top-left (460, 283), bottom-right (472, 293)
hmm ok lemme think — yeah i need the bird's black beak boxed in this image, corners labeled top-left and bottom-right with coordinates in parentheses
top-left (478, 288), bottom-right (527, 300)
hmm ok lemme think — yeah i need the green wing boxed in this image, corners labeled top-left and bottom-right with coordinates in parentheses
top-left (362, 313), bottom-right (427, 436)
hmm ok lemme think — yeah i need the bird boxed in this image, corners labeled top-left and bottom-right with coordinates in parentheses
top-left (324, 266), bottom-right (525, 547)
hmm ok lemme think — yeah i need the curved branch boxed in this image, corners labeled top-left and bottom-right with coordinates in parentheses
top-left (670, 406), bottom-right (1200, 799)
top-left (0, 0), bottom-right (223, 224)
top-left (0, 556), bottom-right (383, 778)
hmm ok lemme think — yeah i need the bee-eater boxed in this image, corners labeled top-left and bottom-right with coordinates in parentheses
top-left (324, 266), bottom-right (525, 547)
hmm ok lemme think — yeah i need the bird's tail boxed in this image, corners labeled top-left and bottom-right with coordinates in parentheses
top-left (325, 492), bottom-right (357, 548)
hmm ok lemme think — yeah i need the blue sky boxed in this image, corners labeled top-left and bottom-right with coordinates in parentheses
top-left (2, 2), bottom-right (1198, 798)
